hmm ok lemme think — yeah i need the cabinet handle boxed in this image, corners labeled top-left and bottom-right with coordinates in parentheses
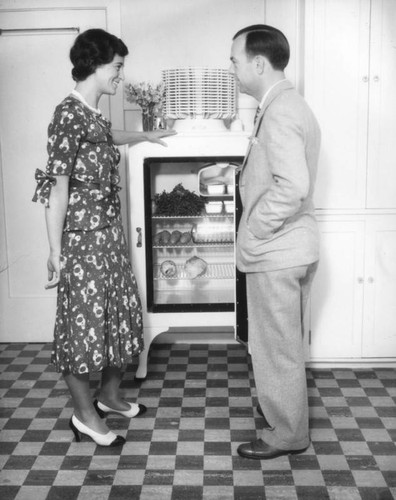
top-left (357, 277), bottom-right (364, 284)
top-left (373, 76), bottom-right (380, 82)
top-left (362, 76), bottom-right (369, 83)
top-left (368, 277), bottom-right (374, 284)
top-left (136, 227), bottom-right (142, 247)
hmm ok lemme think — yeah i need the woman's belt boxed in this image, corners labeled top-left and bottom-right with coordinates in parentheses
top-left (69, 177), bottom-right (121, 197)
top-left (69, 178), bottom-right (100, 190)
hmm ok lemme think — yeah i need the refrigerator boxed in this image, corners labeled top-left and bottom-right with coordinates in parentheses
top-left (127, 132), bottom-right (249, 379)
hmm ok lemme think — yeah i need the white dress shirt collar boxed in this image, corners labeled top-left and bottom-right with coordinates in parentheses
top-left (258, 78), bottom-right (288, 111)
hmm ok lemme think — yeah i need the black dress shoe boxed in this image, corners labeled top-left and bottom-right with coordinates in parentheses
top-left (237, 439), bottom-right (308, 460)
top-left (256, 404), bottom-right (271, 428)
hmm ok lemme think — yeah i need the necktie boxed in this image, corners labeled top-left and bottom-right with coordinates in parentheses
top-left (254, 106), bottom-right (261, 125)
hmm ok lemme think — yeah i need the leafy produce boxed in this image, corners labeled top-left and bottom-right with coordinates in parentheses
top-left (153, 183), bottom-right (205, 216)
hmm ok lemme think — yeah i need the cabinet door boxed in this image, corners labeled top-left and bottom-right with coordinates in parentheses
top-left (309, 220), bottom-right (365, 359)
top-left (304, 0), bottom-right (370, 209)
top-left (362, 217), bottom-right (396, 357)
top-left (366, 0), bottom-right (396, 208)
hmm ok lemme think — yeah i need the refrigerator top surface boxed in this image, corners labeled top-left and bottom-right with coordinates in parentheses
top-left (128, 131), bottom-right (249, 159)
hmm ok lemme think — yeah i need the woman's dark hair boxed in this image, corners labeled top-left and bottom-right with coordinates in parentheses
top-left (233, 24), bottom-right (290, 71)
top-left (70, 28), bottom-right (129, 82)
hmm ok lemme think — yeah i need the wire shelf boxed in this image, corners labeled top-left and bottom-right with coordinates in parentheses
top-left (155, 263), bottom-right (234, 280)
top-left (153, 241), bottom-right (234, 249)
top-left (152, 214), bottom-right (234, 220)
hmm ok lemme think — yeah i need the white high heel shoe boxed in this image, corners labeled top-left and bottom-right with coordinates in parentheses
top-left (94, 399), bottom-right (147, 418)
top-left (69, 414), bottom-right (125, 447)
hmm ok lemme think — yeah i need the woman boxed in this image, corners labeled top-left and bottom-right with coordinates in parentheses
top-left (32, 29), bottom-right (175, 447)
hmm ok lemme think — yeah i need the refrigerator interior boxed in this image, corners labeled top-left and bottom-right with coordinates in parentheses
top-left (144, 156), bottom-right (243, 313)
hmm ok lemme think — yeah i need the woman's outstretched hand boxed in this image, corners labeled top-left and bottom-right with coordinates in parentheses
top-left (145, 129), bottom-right (177, 146)
top-left (112, 129), bottom-right (177, 147)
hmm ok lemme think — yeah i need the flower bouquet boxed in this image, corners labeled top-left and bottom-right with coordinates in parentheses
top-left (125, 81), bottom-right (165, 131)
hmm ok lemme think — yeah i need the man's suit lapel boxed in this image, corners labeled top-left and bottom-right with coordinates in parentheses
top-left (240, 80), bottom-right (293, 171)
top-left (240, 110), bottom-right (264, 170)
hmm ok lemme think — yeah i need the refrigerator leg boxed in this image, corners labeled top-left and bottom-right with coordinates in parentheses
top-left (135, 327), bottom-right (168, 380)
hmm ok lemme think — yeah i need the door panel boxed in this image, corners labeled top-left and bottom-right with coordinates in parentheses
top-left (309, 220), bottom-right (365, 359)
top-left (366, 0), bottom-right (396, 208)
top-left (362, 217), bottom-right (396, 357)
top-left (0, 8), bottom-right (107, 341)
top-left (304, 0), bottom-right (370, 209)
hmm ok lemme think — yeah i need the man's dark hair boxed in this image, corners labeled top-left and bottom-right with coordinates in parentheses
top-left (233, 24), bottom-right (290, 71)
top-left (70, 28), bottom-right (128, 82)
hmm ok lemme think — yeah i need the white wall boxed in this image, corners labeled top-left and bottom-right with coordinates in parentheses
top-left (264, 0), bottom-right (304, 92)
top-left (120, 0), bottom-right (265, 132)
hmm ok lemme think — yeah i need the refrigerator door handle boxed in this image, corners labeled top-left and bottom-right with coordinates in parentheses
top-left (136, 227), bottom-right (142, 247)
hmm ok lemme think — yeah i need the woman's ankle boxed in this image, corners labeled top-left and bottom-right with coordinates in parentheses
top-left (74, 407), bottom-right (109, 433)
top-left (97, 395), bottom-right (129, 410)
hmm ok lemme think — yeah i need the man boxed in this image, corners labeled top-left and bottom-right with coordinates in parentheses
top-left (229, 25), bottom-right (321, 460)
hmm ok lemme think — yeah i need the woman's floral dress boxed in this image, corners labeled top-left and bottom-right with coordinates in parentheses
top-left (33, 93), bottom-right (144, 374)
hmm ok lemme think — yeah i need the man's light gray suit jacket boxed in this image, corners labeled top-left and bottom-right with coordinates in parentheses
top-left (236, 80), bottom-right (321, 273)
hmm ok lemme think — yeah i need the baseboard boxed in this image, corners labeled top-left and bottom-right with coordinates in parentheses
top-left (306, 359), bottom-right (396, 369)
top-left (153, 330), bottom-right (238, 344)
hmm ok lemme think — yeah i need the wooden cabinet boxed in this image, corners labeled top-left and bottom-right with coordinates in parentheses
top-left (310, 219), bottom-right (365, 360)
top-left (362, 217), bottom-right (396, 357)
top-left (305, 0), bottom-right (370, 209)
top-left (305, 0), bottom-right (396, 210)
top-left (304, 0), bottom-right (396, 363)
top-left (310, 216), bottom-right (396, 362)
top-left (366, 1), bottom-right (396, 208)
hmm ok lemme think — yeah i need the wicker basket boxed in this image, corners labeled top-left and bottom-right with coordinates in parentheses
top-left (162, 67), bottom-right (236, 127)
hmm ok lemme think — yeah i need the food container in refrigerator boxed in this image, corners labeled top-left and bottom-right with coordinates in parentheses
top-left (198, 163), bottom-right (237, 196)
top-left (205, 201), bottom-right (223, 214)
top-left (206, 184), bottom-right (226, 195)
top-left (223, 200), bottom-right (234, 214)
top-left (191, 220), bottom-right (234, 243)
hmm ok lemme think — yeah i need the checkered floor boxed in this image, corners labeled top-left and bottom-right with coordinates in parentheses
top-left (0, 342), bottom-right (395, 500)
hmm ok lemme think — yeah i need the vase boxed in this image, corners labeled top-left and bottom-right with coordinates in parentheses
top-left (141, 105), bottom-right (156, 131)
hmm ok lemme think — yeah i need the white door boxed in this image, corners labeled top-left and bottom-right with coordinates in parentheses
top-left (309, 219), bottom-right (365, 360)
top-left (304, 0), bottom-right (370, 209)
top-left (0, 6), bottom-right (117, 342)
top-left (362, 217), bottom-right (396, 357)
top-left (366, 0), bottom-right (396, 208)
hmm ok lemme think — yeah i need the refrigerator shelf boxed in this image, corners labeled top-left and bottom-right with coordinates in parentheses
top-left (155, 263), bottom-right (234, 280)
top-left (152, 214), bottom-right (234, 220)
top-left (153, 241), bottom-right (234, 249)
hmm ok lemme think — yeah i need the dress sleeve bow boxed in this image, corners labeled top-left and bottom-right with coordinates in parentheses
top-left (32, 169), bottom-right (57, 207)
